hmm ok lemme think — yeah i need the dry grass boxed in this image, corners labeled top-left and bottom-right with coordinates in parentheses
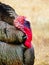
top-left (0, 0), bottom-right (49, 65)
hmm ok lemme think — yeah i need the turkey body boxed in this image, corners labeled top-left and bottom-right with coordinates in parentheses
top-left (0, 2), bottom-right (35, 65)
top-left (0, 42), bottom-right (23, 65)
top-left (0, 42), bottom-right (35, 65)
top-left (0, 20), bottom-right (26, 65)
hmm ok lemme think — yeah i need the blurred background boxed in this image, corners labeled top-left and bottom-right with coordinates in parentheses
top-left (0, 0), bottom-right (49, 65)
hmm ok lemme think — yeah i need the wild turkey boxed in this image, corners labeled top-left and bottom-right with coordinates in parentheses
top-left (0, 2), bottom-right (35, 65)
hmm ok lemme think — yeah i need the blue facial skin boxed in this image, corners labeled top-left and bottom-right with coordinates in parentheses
top-left (24, 20), bottom-right (31, 29)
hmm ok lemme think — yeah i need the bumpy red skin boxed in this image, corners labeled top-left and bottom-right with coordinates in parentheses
top-left (13, 16), bottom-right (32, 48)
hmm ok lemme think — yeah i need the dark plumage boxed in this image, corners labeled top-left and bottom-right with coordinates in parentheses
top-left (0, 2), bottom-right (35, 65)
top-left (0, 2), bottom-right (26, 44)
top-left (0, 2), bottom-right (18, 25)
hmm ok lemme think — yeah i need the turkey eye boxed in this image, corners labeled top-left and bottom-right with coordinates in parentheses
top-left (22, 34), bottom-right (27, 43)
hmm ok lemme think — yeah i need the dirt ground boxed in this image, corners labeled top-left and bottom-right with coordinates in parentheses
top-left (0, 0), bottom-right (49, 65)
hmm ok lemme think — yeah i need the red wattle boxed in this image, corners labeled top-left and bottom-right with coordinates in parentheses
top-left (13, 16), bottom-right (32, 48)
top-left (24, 41), bottom-right (31, 48)
top-left (16, 16), bottom-right (26, 24)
